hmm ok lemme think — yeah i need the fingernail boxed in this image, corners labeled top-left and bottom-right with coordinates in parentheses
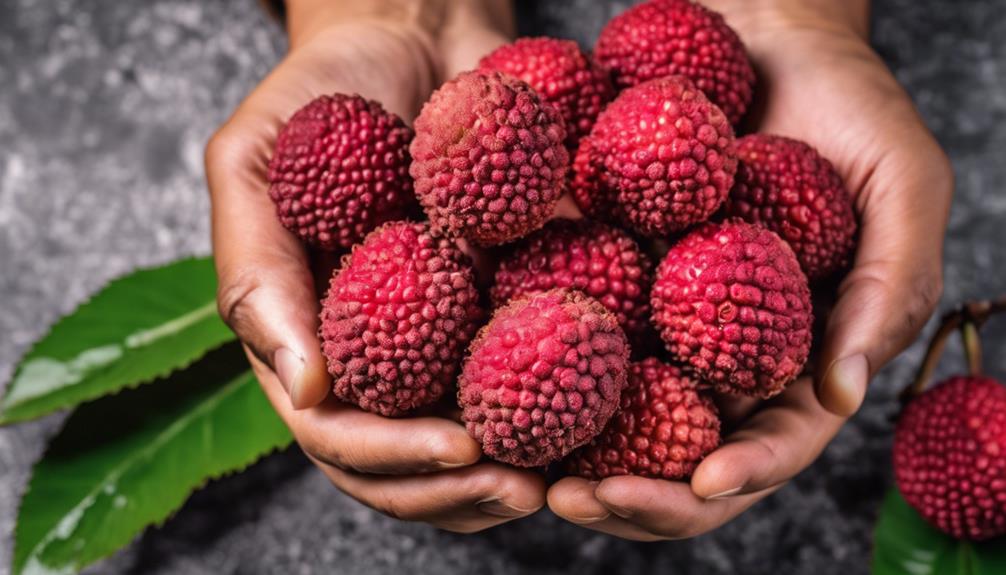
top-left (705, 486), bottom-right (743, 500)
top-left (434, 460), bottom-right (470, 470)
top-left (567, 512), bottom-right (611, 525)
top-left (477, 498), bottom-right (537, 518)
top-left (274, 347), bottom-right (306, 408)
top-left (822, 354), bottom-right (869, 416)
top-left (603, 502), bottom-right (633, 519)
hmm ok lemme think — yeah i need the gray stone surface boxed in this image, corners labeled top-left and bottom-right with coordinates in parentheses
top-left (1, 0), bottom-right (1004, 573)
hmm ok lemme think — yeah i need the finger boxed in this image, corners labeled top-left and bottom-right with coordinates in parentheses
top-left (317, 459), bottom-right (546, 533)
top-left (690, 377), bottom-right (845, 499)
top-left (253, 352), bottom-right (481, 474)
top-left (549, 476), bottom-right (776, 540)
top-left (206, 125), bottom-right (331, 410)
top-left (816, 146), bottom-right (952, 416)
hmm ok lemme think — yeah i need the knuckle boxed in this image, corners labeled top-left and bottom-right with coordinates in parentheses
top-left (215, 269), bottom-right (262, 333)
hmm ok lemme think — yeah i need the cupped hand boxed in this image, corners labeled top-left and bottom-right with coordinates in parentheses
top-left (205, 2), bottom-right (544, 532)
top-left (549, 1), bottom-right (953, 540)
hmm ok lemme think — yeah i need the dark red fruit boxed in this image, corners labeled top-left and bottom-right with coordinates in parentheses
top-left (459, 289), bottom-right (629, 467)
top-left (268, 93), bottom-right (415, 250)
top-left (594, 0), bottom-right (755, 125)
top-left (567, 358), bottom-right (720, 480)
top-left (894, 375), bottom-right (1006, 540)
top-left (319, 221), bottom-right (482, 416)
top-left (651, 221), bottom-right (812, 398)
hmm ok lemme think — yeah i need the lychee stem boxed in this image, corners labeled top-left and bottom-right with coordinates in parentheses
top-left (902, 295), bottom-right (1006, 402)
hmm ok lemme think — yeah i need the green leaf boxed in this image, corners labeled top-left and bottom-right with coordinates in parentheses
top-left (872, 488), bottom-right (1006, 574)
top-left (12, 347), bottom-right (293, 575)
top-left (0, 257), bottom-right (235, 424)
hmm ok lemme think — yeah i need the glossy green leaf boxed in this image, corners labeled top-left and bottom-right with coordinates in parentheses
top-left (0, 257), bottom-right (234, 424)
top-left (872, 488), bottom-right (1006, 574)
top-left (12, 348), bottom-right (293, 575)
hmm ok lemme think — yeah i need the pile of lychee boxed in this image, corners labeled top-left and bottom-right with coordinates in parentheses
top-left (266, 0), bottom-right (857, 478)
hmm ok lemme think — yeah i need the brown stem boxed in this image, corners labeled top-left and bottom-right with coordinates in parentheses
top-left (901, 295), bottom-right (1006, 402)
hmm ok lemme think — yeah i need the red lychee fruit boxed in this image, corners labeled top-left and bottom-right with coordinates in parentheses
top-left (410, 70), bottom-right (568, 246)
top-left (479, 37), bottom-right (614, 148)
top-left (491, 219), bottom-right (653, 346)
top-left (319, 221), bottom-right (482, 416)
top-left (567, 358), bottom-right (720, 480)
top-left (589, 76), bottom-right (737, 238)
top-left (459, 289), bottom-right (629, 467)
top-left (651, 221), bottom-right (812, 398)
top-left (569, 136), bottom-right (618, 222)
top-left (594, 0), bottom-right (755, 125)
top-left (723, 134), bottom-right (857, 281)
top-left (894, 375), bottom-right (1006, 540)
top-left (268, 93), bottom-right (415, 250)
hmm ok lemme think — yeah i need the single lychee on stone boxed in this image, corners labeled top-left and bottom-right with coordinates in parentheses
top-left (459, 289), bottom-right (629, 467)
top-left (268, 93), bottom-right (415, 250)
top-left (491, 219), bottom-right (653, 346)
top-left (894, 375), bottom-right (1006, 540)
top-left (594, 0), bottom-right (755, 125)
top-left (410, 70), bottom-right (569, 246)
top-left (319, 221), bottom-right (482, 417)
top-left (651, 221), bottom-right (812, 398)
top-left (479, 37), bottom-right (614, 148)
top-left (589, 76), bottom-right (737, 238)
top-left (567, 358), bottom-right (721, 480)
top-left (724, 134), bottom-right (857, 281)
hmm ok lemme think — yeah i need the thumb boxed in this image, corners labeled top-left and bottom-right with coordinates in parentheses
top-left (207, 128), bottom-right (331, 410)
top-left (815, 162), bottom-right (950, 416)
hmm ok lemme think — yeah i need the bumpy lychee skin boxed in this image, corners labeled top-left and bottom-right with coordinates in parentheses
top-left (567, 358), bottom-right (720, 480)
top-left (594, 0), bottom-right (755, 125)
top-left (590, 76), bottom-right (737, 237)
top-left (894, 376), bottom-right (1006, 541)
top-left (491, 219), bottom-right (653, 345)
top-left (410, 70), bottom-right (568, 246)
top-left (651, 221), bottom-right (812, 398)
top-left (724, 134), bottom-right (857, 281)
top-left (569, 136), bottom-right (618, 222)
top-left (268, 94), bottom-right (415, 250)
top-left (319, 221), bottom-right (482, 416)
top-left (459, 289), bottom-right (629, 467)
top-left (479, 37), bottom-right (614, 148)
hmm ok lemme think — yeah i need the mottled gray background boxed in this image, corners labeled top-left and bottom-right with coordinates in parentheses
top-left (1, 0), bottom-right (1004, 573)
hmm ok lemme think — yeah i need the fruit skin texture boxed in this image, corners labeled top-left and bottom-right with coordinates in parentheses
top-left (894, 376), bottom-right (1006, 541)
top-left (410, 70), bottom-right (568, 246)
top-left (459, 289), bottom-right (629, 467)
top-left (268, 93), bottom-right (415, 250)
top-left (589, 76), bottom-right (737, 237)
top-left (567, 358), bottom-right (720, 480)
top-left (594, 0), bottom-right (755, 125)
top-left (724, 134), bottom-right (857, 281)
top-left (651, 221), bottom-right (812, 398)
top-left (479, 37), bottom-right (614, 148)
top-left (319, 221), bottom-right (482, 416)
top-left (569, 136), bottom-right (618, 222)
top-left (491, 219), bottom-right (653, 345)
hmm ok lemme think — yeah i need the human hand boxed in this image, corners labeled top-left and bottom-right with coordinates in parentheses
top-left (205, 0), bottom-right (544, 532)
top-left (548, 0), bottom-right (953, 540)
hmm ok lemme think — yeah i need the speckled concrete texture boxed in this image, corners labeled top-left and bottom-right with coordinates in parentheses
top-left (1, 1), bottom-right (1004, 573)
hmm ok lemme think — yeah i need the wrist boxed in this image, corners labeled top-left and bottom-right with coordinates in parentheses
top-left (699, 0), bottom-right (869, 42)
top-left (285, 0), bottom-right (448, 50)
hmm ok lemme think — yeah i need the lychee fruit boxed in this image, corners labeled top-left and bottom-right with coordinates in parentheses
top-left (268, 93), bottom-right (415, 250)
top-left (723, 134), bottom-right (857, 281)
top-left (410, 70), bottom-right (568, 246)
top-left (567, 358), bottom-right (720, 480)
top-left (459, 289), bottom-right (629, 467)
top-left (589, 76), bottom-right (737, 237)
top-left (594, 0), bottom-right (755, 125)
top-left (479, 37), bottom-right (614, 148)
top-left (651, 221), bottom-right (812, 398)
top-left (319, 221), bottom-right (482, 416)
top-left (491, 219), bottom-right (653, 345)
top-left (894, 375), bottom-right (1006, 540)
